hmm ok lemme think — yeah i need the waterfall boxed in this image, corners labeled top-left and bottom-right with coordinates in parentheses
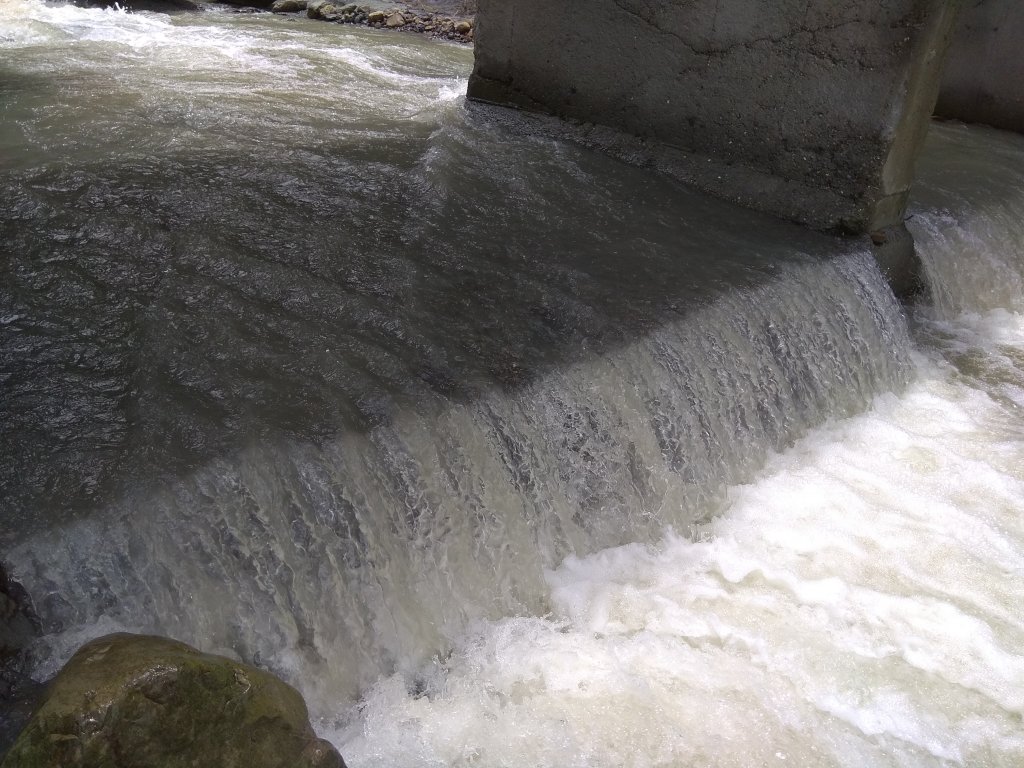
top-left (7, 249), bottom-right (911, 706)
top-left (909, 123), bottom-right (1024, 318)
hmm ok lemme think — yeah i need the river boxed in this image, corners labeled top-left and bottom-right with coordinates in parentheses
top-left (0, 2), bottom-right (1022, 766)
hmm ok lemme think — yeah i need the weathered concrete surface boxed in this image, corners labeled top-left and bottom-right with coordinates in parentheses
top-left (936, 1), bottom-right (1024, 133)
top-left (468, 1), bottom-right (960, 236)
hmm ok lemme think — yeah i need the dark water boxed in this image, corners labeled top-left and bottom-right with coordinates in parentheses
top-left (0, 4), bottom-right (905, 539)
top-left (1, 3), bottom-right (1023, 766)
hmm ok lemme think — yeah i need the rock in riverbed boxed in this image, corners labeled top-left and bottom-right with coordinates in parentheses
top-left (0, 633), bottom-right (344, 768)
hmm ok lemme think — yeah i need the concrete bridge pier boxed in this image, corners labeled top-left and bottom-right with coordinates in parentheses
top-left (937, 1), bottom-right (1024, 134)
top-left (467, 0), bottom-right (962, 296)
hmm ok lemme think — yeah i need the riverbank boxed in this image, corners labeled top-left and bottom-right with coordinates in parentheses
top-left (229, 0), bottom-right (475, 43)
top-left (74, 0), bottom-right (476, 43)
top-left (296, 1), bottom-right (474, 43)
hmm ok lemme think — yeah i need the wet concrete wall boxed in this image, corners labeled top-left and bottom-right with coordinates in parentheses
top-left (468, 0), bottom-right (959, 238)
top-left (936, 1), bottom-right (1024, 133)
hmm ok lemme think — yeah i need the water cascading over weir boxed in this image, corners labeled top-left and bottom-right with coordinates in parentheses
top-left (1, 0), bottom-right (1023, 765)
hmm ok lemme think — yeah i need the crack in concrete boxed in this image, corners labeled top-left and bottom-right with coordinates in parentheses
top-left (608, 0), bottom-right (900, 59)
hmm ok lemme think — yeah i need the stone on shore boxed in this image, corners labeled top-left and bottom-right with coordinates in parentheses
top-left (218, 0), bottom-right (275, 9)
top-left (299, 3), bottom-right (474, 42)
top-left (306, 0), bottom-right (336, 18)
top-left (0, 633), bottom-right (345, 768)
top-left (272, 0), bottom-right (308, 12)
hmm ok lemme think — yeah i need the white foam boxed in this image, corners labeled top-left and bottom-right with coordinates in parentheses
top-left (331, 311), bottom-right (1024, 767)
top-left (0, 0), bottom-right (275, 73)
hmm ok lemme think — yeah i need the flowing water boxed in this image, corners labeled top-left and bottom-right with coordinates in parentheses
top-left (0, 3), bottom-right (1022, 766)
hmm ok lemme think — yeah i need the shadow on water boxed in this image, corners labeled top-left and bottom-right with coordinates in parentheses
top-left (0, 92), bottom-right (858, 537)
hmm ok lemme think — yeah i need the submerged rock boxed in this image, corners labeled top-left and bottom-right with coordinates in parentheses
top-left (0, 564), bottom-right (36, 677)
top-left (0, 674), bottom-right (42, 766)
top-left (0, 598), bottom-right (33, 665)
top-left (0, 566), bottom-right (40, 762)
top-left (0, 633), bottom-right (344, 768)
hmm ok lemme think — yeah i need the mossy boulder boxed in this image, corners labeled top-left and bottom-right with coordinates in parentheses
top-left (1, 633), bottom-right (344, 768)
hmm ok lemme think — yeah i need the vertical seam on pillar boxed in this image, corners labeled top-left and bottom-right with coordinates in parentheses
top-left (706, 0), bottom-right (722, 72)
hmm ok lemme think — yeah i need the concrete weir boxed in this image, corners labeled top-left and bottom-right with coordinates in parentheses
top-left (467, 0), bottom-right (962, 294)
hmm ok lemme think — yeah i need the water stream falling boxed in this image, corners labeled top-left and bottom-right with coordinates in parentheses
top-left (1, 3), bottom-right (1022, 766)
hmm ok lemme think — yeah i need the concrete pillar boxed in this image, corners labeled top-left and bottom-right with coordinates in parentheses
top-left (468, 0), bottom-right (960, 242)
top-left (936, 1), bottom-right (1024, 133)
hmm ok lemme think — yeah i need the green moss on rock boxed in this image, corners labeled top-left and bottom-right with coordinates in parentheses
top-left (1, 633), bottom-right (344, 768)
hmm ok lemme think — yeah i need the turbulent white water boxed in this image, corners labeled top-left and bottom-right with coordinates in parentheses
top-left (331, 86), bottom-right (1024, 768)
top-left (334, 318), bottom-right (1024, 768)
top-left (1, 3), bottom-right (1023, 767)
top-left (330, 131), bottom-right (1024, 766)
